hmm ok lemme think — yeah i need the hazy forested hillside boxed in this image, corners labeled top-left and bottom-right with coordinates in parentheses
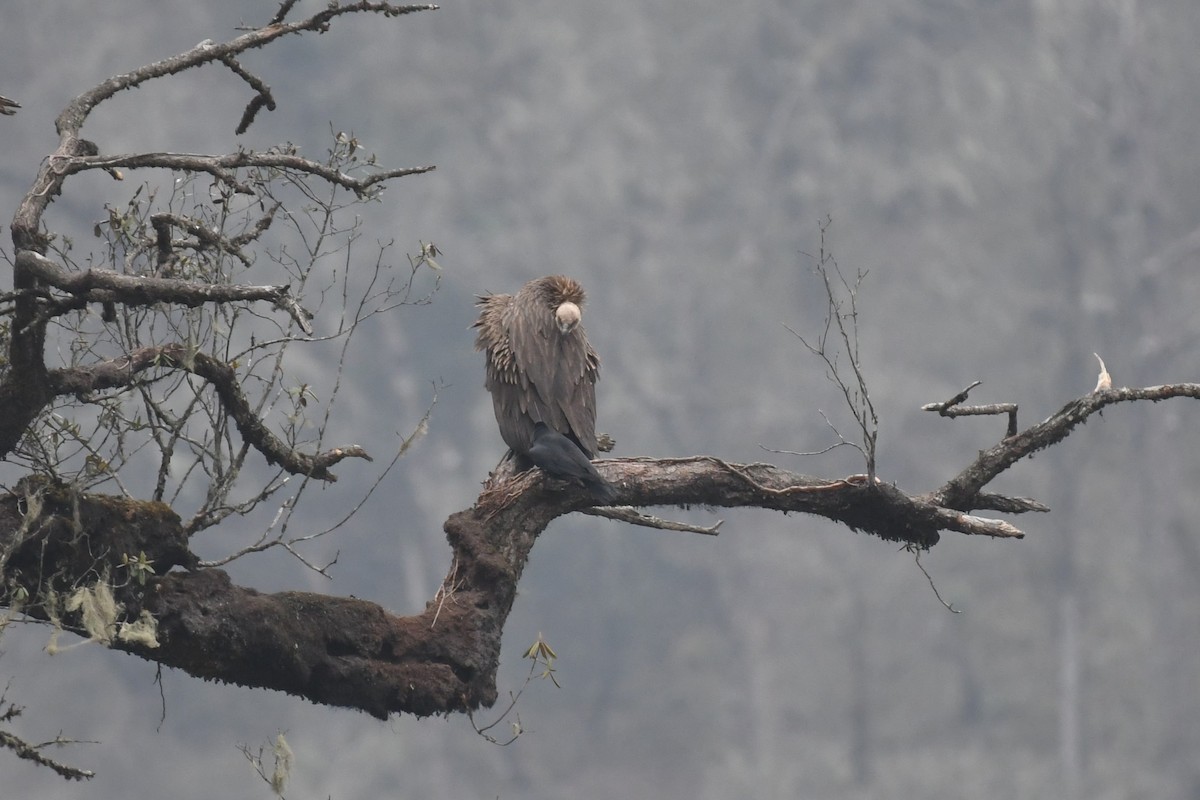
top-left (2, 1), bottom-right (1198, 798)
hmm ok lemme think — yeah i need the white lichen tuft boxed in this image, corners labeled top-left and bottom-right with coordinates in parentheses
top-left (270, 732), bottom-right (294, 796)
top-left (118, 610), bottom-right (160, 648)
top-left (65, 581), bottom-right (119, 645)
top-left (43, 589), bottom-right (64, 655)
top-left (44, 627), bottom-right (63, 655)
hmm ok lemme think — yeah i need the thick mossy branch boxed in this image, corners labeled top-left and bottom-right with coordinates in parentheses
top-left (139, 570), bottom-right (494, 719)
top-left (0, 479), bottom-right (539, 719)
top-left (0, 376), bottom-right (1197, 719)
top-left (0, 477), bottom-right (195, 606)
top-left (2, 461), bottom-right (942, 720)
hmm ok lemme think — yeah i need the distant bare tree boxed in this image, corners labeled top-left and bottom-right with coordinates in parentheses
top-left (2, 0), bottom-right (1198, 784)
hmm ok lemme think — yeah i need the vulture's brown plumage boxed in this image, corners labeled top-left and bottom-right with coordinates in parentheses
top-left (474, 275), bottom-right (600, 458)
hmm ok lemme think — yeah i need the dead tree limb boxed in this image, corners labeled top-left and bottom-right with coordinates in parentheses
top-left (922, 381), bottom-right (1019, 437)
top-left (15, 251), bottom-right (313, 332)
top-left (1, 3), bottom-right (436, 463)
top-left (45, 343), bottom-right (370, 481)
top-left (926, 383), bottom-right (1200, 510)
top-left (62, 151), bottom-right (434, 199)
top-left (3, 381), bottom-right (1195, 719)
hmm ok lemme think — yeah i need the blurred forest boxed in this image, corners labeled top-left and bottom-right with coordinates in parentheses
top-left (2, 1), bottom-right (1199, 798)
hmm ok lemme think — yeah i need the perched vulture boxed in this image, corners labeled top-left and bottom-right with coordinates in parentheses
top-left (474, 274), bottom-right (600, 459)
top-left (528, 422), bottom-right (616, 504)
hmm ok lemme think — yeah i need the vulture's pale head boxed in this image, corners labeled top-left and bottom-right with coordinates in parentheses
top-left (555, 301), bottom-right (582, 334)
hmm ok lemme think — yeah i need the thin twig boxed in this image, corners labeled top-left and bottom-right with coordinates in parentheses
top-left (909, 546), bottom-right (961, 613)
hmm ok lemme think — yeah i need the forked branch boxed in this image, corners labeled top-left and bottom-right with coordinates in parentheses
top-left (3, 2), bottom-right (439, 468)
top-left (15, 251), bottom-right (313, 333)
top-left (926, 381), bottom-right (1200, 510)
top-left (62, 151), bottom-right (435, 199)
top-left (51, 3), bottom-right (437, 139)
top-left (48, 343), bottom-right (371, 481)
top-left (785, 217), bottom-right (879, 479)
top-left (922, 381), bottom-right (1019, 437)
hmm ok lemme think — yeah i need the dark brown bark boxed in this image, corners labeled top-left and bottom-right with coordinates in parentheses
top-left (2, 382), bottom-right (1199, 718)
top-left (0, 457), bottom-right (938, 719)
top-left (0, 373), bottom-right (1135, 720)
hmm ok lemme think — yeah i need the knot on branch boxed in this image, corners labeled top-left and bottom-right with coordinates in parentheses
top-left (833, 481), bottom-right (942, 548)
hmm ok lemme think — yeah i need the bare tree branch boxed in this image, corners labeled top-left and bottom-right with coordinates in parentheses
top-left (64, 151), bottom-right (435, 199)
top-left (151, 206), bottom-right (279, 270)
top-left (0, 729), bottom-right (95, 782)
top-left (581, 505), bottom-right (724, 535)
top-left (215, 53), bottom-right (279, 135)
top-left (786, 217), bottom-right (878, 479)
top-left (268, 0), bottom-right (303, 26)
top-left (50, 3), bottom-right (436, 140)
top-left (14, 251), bottom-right (313, 333)
top-left (970, 493), bottom-right (1051, 514)
top-left (2, 4), bottom-right (437, 466)
top-left (47, 344), bottom-right (371, 481)
top-left (922, 381), bottom-right (1019, 437)
top-left (0, 693), bottom-right (95, 780)
top-left (927, 382), bottom-right (1200, 510)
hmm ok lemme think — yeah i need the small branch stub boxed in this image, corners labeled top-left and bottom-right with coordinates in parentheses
top-left (922, 381), bottom-right (1019, 437)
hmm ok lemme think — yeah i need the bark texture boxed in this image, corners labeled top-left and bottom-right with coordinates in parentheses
top-left (5, 379), bottom-right (1196, 719)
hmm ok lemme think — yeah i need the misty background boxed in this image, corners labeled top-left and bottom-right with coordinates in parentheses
top-left (2, 1), bottom-right (1199, 798)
